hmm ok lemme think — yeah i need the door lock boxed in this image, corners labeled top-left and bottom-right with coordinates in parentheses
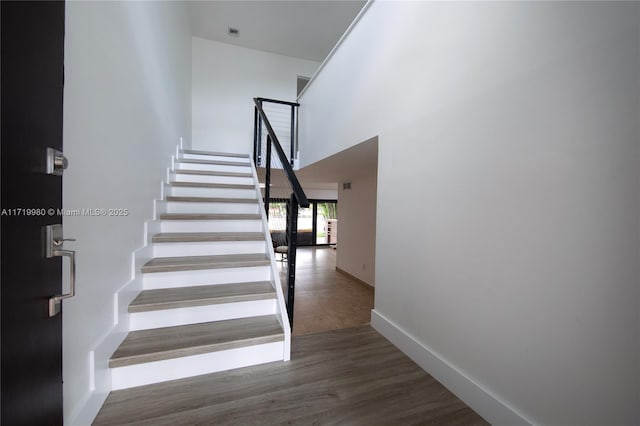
top-left (46, 147), bottom-right (68, 176)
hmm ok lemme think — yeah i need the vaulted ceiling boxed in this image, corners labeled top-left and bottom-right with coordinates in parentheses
top-left (188, 1), bottom-right (366, 62)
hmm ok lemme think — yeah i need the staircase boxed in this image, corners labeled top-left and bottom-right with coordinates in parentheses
top-left (108, 149), bottom-right (291, 390)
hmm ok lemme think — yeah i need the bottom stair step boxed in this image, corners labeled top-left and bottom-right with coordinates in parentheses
top-left (110, 315), bottom-right (283, 368)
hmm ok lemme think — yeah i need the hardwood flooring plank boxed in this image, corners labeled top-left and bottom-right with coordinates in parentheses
top-left (275, 247), bottom-right (375, 336)
top-left (168, 181), bottom-right (255, 190)
top-left (165, 196), bottom-right (258, 204)
top-left (142, 253), bottom-right (270, 273)
top-left (109, 315), bottom-right (283, 368)
top-left (174, 169), bottom-right (252, 177)
top-left (129, 281), bottom-right (276, 312)
top-left (180, 149), bottom-right (249, 159)
top-left (177, 158), bottom-right (250, 167)
top-left (152, 232), bottom-right (264, 243)
top-left (159, 213), bottom-right (261, 220)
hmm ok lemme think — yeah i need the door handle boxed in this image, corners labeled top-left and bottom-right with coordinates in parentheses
top-left (49, 248), bottom-right (76, 317)
top-left (44, 224), bottom-right (77, 317)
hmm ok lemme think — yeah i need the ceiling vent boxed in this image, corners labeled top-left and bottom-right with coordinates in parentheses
top-left (228, 27), bottom-right (239, 37)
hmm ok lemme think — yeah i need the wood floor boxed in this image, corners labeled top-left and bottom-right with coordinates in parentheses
top-left (94, 326), bottom-right (488, 425)
top-left (94, 248), bottom-right (486, 424)
top-left (278, 247), bottom-right (375, 336)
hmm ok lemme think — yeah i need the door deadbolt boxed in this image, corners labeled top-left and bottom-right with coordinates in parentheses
top-left (46, 147), bottom-right (68, 176)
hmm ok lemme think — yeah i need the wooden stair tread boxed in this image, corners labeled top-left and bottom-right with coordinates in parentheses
top-left (181, 149), bottom-right (249, 159)
top-left (159, 213), bottom-right (261, 220)
top-left (177, 158), bottom-right (250, 167)
top-left (175, 169), bottom-right (252, 177)
top-left (168, 181), bottom-right (255, 190)
top-left (152, 232), bottom-right (265, 243)
top-left (109, 315), bottom-right (283, 368)
top-left (165, 196), bottom-right (257, 204)
top-left (128, 281), bottom-right (276, 313)
top-left (142, 253), bottom-right (270, 273)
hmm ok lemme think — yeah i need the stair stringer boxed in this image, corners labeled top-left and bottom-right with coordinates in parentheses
top-left (66, 211), bottom-right (161, 425)
top-left (68, 141), bottom-right (192, 425)
top-left (248, 162), bottom-right (292, 361)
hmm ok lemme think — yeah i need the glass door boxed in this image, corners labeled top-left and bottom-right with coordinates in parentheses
top-left (315, 201), bottom-right (337, 245)
top-left (268, 202), bottom-right (288, 248)
top-left (297, 205), bottom-right (313, 245)
top-left (267, 199), bottom-right (338, 247)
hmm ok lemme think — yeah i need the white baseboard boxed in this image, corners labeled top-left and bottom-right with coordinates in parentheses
top-left (66, 390), bottom-right (109, 426)
top-left (370, 309), bottom-right (532, 426)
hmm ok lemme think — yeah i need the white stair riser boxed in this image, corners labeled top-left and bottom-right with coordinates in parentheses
top-left (152, 241), bottom-right (266, 257)
top-left (175, 162), bottom-right (251, 174)
top-left (168, 185), bottom-right (257, 199)
top-left (111, 341), bottom-right (283, 390)
top-left (129, 299), bottom-right (277, 331)
top-left (171, 172), bottom-right (254, 185)
top-left (143, 265), bottom-right (271, 290)
top-left (179, 153), bottom-right (251, 163)
top-left (163, 201), bottom-right (259, 215)
top-left (160, 220), bottom-right (262, 233)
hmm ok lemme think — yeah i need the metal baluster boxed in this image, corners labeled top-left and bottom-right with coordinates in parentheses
top-left (290, 105), bottom-right (295, 165)
top-left (257, 101), bottom-right (263, 165)
top-left (253, 106), bottom-right (258, 165)
top-left (286, 194), bottom-right (299, 329)
top-left (265, 135), bottom-right (272, 219)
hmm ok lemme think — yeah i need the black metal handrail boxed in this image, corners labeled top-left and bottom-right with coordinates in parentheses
top-left (253, 98), bottom-right (300, 167)
top-left (252, 97), bottom-right (309, 330)
top-left (256, 97), bottom-right (300, 107)
top-left (253, 98), bottom-right (308, 207)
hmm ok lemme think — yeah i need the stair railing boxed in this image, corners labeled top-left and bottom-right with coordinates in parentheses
top-left (253, 97), bottom-right (309, 330)
top-left (253, 97), bottom-right (299, 167)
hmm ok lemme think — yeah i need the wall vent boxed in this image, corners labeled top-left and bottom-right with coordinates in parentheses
top-left (343, 182), bottom-right (352, 190)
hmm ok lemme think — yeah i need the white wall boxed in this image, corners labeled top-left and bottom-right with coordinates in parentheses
top-left (305, 188), bottom-right (337, 200)
top-left (299, 2), bottom-right (640, 424)
top-left (337, 174), bottom-right (377, 286)
top-left (62, 1), bottom-right (191, 423)
top-left (192, 37), bottom-right (319, 155)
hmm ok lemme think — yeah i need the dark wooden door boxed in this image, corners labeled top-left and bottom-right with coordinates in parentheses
top-left (1, 1), bottom-right (66, 424)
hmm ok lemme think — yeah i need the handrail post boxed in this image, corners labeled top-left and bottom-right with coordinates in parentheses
top-left (257, 101), bottom-right (263, 165)
top-left (253, 106), bottom-right (258, 165)
top-left (286, 193), bottom-right (298, 329)
top-left (264, 136), bottom-right (271, 219)
top-left (290, 105), bottom-right (295, 165)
